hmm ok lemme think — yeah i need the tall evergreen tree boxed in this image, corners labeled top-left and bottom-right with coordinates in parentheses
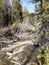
top-left (12, 0), bottom-right (23, 22)
top-left (3, 0), bottom-right (12, 26)
top-left (0, 0), bottom-right (4, 27)
top-left (0, 0), bottom-right (4, 8)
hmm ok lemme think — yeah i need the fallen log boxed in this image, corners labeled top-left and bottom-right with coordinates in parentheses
top-left (0, 27), bottom-right (14, 37)
top-left (0, 27), bottom-right (10, 36)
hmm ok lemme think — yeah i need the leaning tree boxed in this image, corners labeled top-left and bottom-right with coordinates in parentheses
top-left (29, 0), bottom-right (49, 46)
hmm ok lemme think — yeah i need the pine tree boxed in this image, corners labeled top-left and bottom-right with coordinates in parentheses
top-left (3, 0), bottom-right (12, 26)
top-left (12, 0), bottom-right (23, 22)
top-left (0, 0), bottom-right (4, 28)
top-left (0, 0), bottom-right (4, 8)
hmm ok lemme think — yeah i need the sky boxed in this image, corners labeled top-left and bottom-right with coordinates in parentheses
top-left (21, 0), bottom-right (36, 13)
top-left (10, 0), bottom-right (38, 13)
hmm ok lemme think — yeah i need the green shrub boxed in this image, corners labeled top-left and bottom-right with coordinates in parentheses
top-left (37, 46), bottom-right (49, 65)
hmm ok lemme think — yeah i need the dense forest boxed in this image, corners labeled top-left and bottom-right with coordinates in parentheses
top-left (0, 0), bottom-right (49, 65)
